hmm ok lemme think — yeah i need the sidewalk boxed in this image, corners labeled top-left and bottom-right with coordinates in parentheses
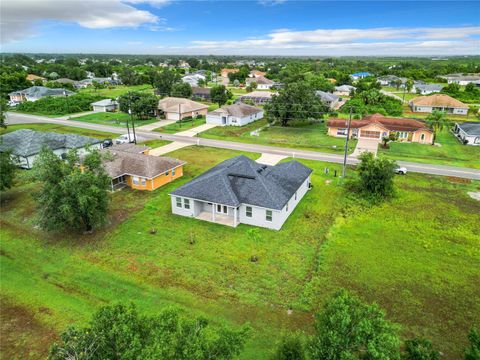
top-left (174, 123), bottom-right (218, 137)
top-left (136, 120), bottom-right (176, 131)
top-left (256, 153), bottom-right (288, 165)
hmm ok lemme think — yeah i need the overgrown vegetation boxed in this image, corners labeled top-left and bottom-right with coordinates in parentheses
top-left (15, 93), bottom-right (103, 115)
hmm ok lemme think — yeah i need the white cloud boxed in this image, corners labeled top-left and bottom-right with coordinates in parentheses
top-left (258, 0), bottom-right (287, 6)
top-left (186, 26), bottom-right (480, 55)
top-left (0, 0), bottom-right (162, 43)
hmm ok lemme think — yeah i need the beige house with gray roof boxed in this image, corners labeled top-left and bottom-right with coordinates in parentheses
top-left (157, 97), bottom-right (208, 121)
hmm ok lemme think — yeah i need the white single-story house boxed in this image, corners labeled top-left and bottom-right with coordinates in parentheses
top-left (0, 129), bottom-right (102, 169)
top-left (453, 122), bottom-right (480, 146)
top-left (8, 86), bottom-right (74, 103)
top-left (409, 94), bottom-right (469, 115)
top-left (206, 103), bottom-right (263, 127)
top-left (377, 75), bottom-right (407, 87)
top-left (315, 91), bottom-right (339, 109)
top-left (333, 85), bottom-right (356, 97)
top-left (158, 97), bottom-right (209, 121)
top-left (245, 76), bottom-right (275, 90)
top-left (181, 73), bottom-right (206, 87)
top-left (350, 72), bottom-right (372, 81)
top-left (170, 155), bottom-right (313, 230)
top-left (440, 74), bottom-right (480, 86)
top-left (412, 82), bottom-right (444, 95)
top-left (91, 99), bottom-right (118, 112)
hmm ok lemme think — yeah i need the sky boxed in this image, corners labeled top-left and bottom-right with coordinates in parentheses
top-left (1, 0), bottom-right (479, 56)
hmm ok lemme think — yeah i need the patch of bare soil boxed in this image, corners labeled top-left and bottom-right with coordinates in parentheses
top-left (0, 297), bottom-right (58, 360)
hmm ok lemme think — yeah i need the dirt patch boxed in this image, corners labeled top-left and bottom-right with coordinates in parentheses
top-left (0, 297), bottom-right (58, 360)
top-left (447, 176), bottom-right (471, 184)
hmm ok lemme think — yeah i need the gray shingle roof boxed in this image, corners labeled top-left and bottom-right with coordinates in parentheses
top-left (171, 155), bottom-right (312, 210)
top-left (0, 129), bottom-right (102, 157)
top-left (316, 90), bottom-right (339, 103)
top-left (457, 122), bottom-right (480, 136)
top-left (9, 86), bottom-right (74, 97)
top-left (209, 103), bottom-right (262, 117)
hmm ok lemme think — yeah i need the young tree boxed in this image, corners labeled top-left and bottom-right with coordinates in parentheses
top-left (171, 82), bottom-right (193, 98)
top-left (272, 334), bottom-right (305, 360)
top-left (405, 79), bottom-right (414, 93)
top-left (426, 110), bottom-right (448, 144)
top-left (264, 82), bottom-right (328, 126)
top-left (210, 84), bottom-right (231, 107)
top-left (154, 69), bottom-right (179, 97)
top-left (118, 92), bottom-right (158, 119)
top-left (0, 151), bottom-right (16, 191)
top-left (34, 148), bottom-right (110, 232)
top-left (355, 152), bottom-right (397, 199)
top-left (403, 338), bottom-right (439, 360)
top-left (395, 79), bottom-right (403, 90)
top-left (465, 328), bottom-right (480, 360)
top-left (0, 97), bottom-right (8, 128)
top-left (49, 303), bottom-right (250, 360)
top-left (308, 290), bottom-right (401, 360)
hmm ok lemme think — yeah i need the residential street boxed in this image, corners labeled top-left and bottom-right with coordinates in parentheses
top-left (6, 112), bottom-right (480, 180)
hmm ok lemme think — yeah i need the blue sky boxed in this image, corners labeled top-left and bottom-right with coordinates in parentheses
top-left (2, 0), bottom-right (479, 55)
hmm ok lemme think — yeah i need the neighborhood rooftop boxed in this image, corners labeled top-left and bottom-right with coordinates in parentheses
top-left (158, 97), bottom-right (208, 113)
top-left (171, 155), bottom-right (312, 210)
top-left (327, 113), bottom-right (432, 132)
top-left (410, 94), bottom-right (468, 108)
top-left (0, 129), bottom-right (102, 157)
top-left (455, 122), bottom-right (480, 136)
top-left (8, 86), bottom-right (74, 97)
top-left (101, 145), bottom-right (185, 179)
top-left (209, 103), bottom-right (262, 117)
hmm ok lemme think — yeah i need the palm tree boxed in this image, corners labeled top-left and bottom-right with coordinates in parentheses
top-left (426, 110), bottom-right (448, 145)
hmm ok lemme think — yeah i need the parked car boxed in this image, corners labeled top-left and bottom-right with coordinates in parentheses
top-left (394, 166), bottom-right (408, 175)
top-left (103, 139), bottom-right (113, 148)
top-left (115, 134), bottom-right (135, 144)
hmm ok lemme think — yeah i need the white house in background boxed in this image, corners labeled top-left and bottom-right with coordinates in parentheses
top-left (245, 76), bottom-right (275, 90)
top-left (170, 155), bottom-right (313, 230)
top-left (412, 82), bottom-right (444, 95)
top-left (8, 86), bottom-right (74, 103)
top-left (206, 103), bottom-right (263, 126)
top-left (377, 75), bottom-right (407, 87)
top-left (158, 97), bottom-right (209, 120)
top-left (0, 130), bottom-right (102, 169)
top-left (409, 94), bottom-right (469, 115)
top-left (440, 74), bottom-right (480, 86)
top-left (91, 99), bottom-right (118, 112)
top-left (350, 72), bottom-right (372, 81)
top-left (181, 73), bottom-right (206, 87)
top-left (453, 122), bottom-right (480, 146)
top-left (333, 85), bottom-right (356, 97)
top-left (315, 91), bottom-right (339, 109)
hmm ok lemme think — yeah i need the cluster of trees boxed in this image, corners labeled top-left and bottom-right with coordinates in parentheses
top-left (48, 290), bottom-right (480, 360)
top-left (441, 82), bottom-right (480, 104)
top-left (16, 93), bottom-right (103, 115)
top-left (118, 91), bottom-right (158, 119)
top-left (264, 82), bottom-right (329, 126)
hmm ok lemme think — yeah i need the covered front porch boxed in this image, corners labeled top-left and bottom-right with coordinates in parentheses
top-left (193, 200), bottom-right (239, 227)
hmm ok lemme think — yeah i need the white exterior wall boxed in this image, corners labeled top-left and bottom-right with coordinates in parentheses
top-left (257, 84), bottom-right (273, 90)
top-left (206, 111), bottom-right (264, 127)
top-left (93, 105), bottom-right (116, 112)
top-left (410, 104), bottom-right (468, 115)
top-left (457, 128), bottom-right (480, 146)
top-left (165, 112), bottom-right (181, 121)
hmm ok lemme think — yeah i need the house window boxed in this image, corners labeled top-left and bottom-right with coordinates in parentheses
top-left (266, 210), bottom-right (272, 222)
top-left (216, 205), bottom-right (227, 214)
top-left (336, 128), bottom-right (347, 136)
top-left (141, 178), bottom-right (146, 186)
top-left (133, 176), bottom-right (139, 185)
top-left (246, 206), bottom-right (252, 217)
top-left (176, 197), bottom-right (182, 208)
top-left (184, 199), bottom-right (190, 209)
top-left (420, 134), bottom-right (425, 141)
top-left (166, 171), bottom-right (169, 176)
top-left (217, 204), bottom-right (221, 212)
top-left (172, 168), bottom-right (176, 176)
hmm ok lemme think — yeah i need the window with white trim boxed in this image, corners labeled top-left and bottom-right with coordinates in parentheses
top-left (420, 134), bottom-right (425, 140)
top-left (141, 178), bottom-right (146, 186)
top-left (184, 199), bottom-right (190, 209)
top-left (266, 210), bottom-right (272, 222)
top-left (176, 197), bottom-right (182, 208)
top-left (172, 168), bottom-right (176, 176)
top-left (246, 206), bottom-right (252, 217)
top-left (133, 176), bottom-right (139, 185)
top-left (336, 128), bottom-right (347, 136)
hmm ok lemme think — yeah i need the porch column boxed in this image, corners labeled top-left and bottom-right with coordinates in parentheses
top-left (233, 207), bottom-right (237, 227)
top-left (212, 204), bottom-right (215, 222)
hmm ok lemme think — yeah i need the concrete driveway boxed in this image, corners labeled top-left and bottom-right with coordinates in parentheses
top-left (175, 123), bottom-right (217, 137)
top-left (352, 138), bottom-right (379, 157)
top-left (136, 120), bottom-right (176, 131)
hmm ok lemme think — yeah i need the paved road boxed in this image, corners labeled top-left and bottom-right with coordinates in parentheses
top-left (6, 112), bottom-right (480, 180)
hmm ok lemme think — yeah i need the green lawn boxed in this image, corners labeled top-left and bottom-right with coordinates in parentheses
top-left (379, 129), bottom-right (480, 169)
top-left (153, 117), bottom-right (206, 134)
top-left (200, 120), bottom-right (358, 154)
top-left (139, 139), bottom-right (172, 148)
top-left (78, 84), bottom-right (154, 98)
top-left (0, 123), bottom-right (117, 139)
top-left (1, 146), bottom-right (478, 359)
top-left (72, 112), bottom-right (159, 128)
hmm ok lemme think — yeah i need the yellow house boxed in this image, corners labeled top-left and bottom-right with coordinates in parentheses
top-left (101, 144), bottom-right (185, 191)
top-left (327, 113), bottom-right (434, 144)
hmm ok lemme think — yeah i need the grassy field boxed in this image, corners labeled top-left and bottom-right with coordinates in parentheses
top-left (153, 117), bottom-right (206, 133)
top-left (72, 112), bottom-right (158, 128)
top-left (78, 84), bottom-right (154, 98)
top-left (200, 120), bottom-right (358, 154)
top-left (0, 123), bottom-right (117, 139)
top-left (379, 129), bottom-right (480, 168)
top-left (1, 145), bottom-right (479, 359)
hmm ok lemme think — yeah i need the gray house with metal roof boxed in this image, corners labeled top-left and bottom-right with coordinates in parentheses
top-left (170, 155), bottom-right (312, 230)
top-left (0, 129), bottom-right (102, 169)
top-left (454, 122), bottom-right (480, 146)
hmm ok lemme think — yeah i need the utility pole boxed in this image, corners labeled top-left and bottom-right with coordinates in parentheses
top-left (342, 106), bottom-right (353, 179)
top-left (130, 108), bottom-right (137, 144)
